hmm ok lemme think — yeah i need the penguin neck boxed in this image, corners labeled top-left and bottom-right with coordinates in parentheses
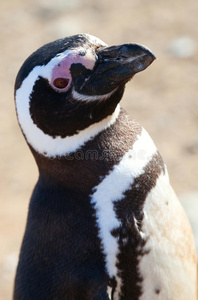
top-left (29, 108), bottom-right (141, 194)
top-left (29, 105), bottom-right (121, 193)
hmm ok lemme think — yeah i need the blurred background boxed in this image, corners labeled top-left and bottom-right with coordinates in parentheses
top-left (0, 0), bottom-right (198, 298)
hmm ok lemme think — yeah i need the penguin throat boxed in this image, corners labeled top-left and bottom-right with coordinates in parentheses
top-left (19, 100), bottom-right (121, 157)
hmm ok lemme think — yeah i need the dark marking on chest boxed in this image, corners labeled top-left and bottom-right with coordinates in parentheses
top-left (112, 152), bottom-right (165, 299)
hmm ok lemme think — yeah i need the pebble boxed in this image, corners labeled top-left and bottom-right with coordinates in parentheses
top-left (185, 138), bottom-right (198, 154)
top-left (167, 36), bottom-right (196, 58)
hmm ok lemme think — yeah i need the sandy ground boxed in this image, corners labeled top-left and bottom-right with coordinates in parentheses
top-left (0, 0), bottom-right (198, 298)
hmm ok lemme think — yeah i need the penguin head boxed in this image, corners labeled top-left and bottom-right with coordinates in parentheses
top-left (15, 34), bottom-right (155, 157)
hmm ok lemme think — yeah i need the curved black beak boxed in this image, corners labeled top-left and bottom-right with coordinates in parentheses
top-left (75, 43), bottom-right (156, 96)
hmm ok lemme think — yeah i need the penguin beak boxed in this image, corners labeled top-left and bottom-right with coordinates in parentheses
top-left (77, 43), bottom-right (156, 96)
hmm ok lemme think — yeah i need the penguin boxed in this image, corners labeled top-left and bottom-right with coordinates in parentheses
top-left (14, 34), bottom-right (197, 300)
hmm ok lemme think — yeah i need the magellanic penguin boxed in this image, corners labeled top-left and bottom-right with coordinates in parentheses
top-left (14, 34), bottom-right (197, 300)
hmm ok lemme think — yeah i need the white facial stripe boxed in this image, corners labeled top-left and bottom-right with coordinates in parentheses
top-left (15, 67), bottom-right (121, 157)
top-left (139, 171), bottom-right (197, 300)
top-left (91, 128), bottom-right (157, 298)
top-left (72, 88), bottom-right (117, 102)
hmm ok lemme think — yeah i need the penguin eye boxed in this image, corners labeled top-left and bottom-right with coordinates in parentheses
top-left (53, 78), bottom-right (69, 89)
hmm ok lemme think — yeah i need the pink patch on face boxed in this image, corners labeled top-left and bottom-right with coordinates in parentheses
top-left (50, 49), bottom-right (97, 92)
top-left (78, 49), bottom-right (96, 70)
